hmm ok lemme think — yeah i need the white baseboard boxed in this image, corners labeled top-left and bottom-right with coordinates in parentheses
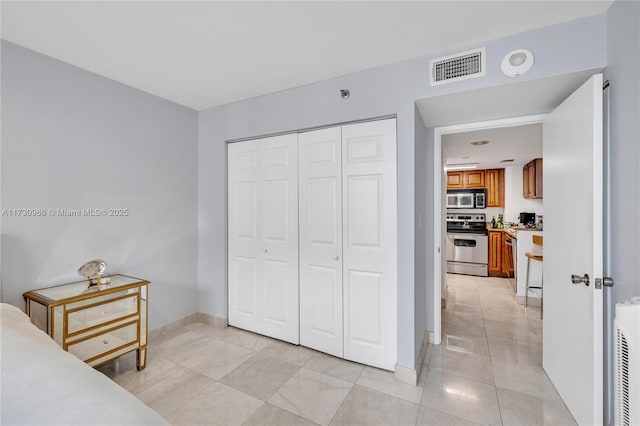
top-left (148, 312), bottom-right (228, 342)
top-left (196, 312), bottom-right (228, 328)
top-left (394, 331), bottom-right (429, 386)
top-left (516, 295), bottom-right (541, 307)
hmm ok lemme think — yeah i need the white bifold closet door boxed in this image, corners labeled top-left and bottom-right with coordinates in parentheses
top-left (299, 126), bottom-right (344, 358)
top-left (227, 134), bottom-right (299, 344)
top-left (299, 118), bottom-right (397, 370)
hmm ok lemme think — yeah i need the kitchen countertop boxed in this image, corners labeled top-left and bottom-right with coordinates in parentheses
top-left (486, 224), bottom-right (543, 237)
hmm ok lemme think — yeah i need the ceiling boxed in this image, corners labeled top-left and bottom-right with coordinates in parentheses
top-left (443, 123), bottom-right (542, 170)
top-left (1, 1), bottom-right (612, 110)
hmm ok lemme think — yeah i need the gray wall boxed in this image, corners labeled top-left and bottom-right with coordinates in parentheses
top-left (606, 0), bottom-right (640, 306)
top-left (198, 14), bottom-right (607, 369)
top-left (414, 106), bottom-right (428, 357)
top-left (1, 41), bottom-right (199, 329)
top-left (604, 1), bottom-right (640, 423)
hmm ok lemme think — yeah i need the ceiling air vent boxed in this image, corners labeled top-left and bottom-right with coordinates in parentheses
top-left (430, 47), bottom-right (486, 86)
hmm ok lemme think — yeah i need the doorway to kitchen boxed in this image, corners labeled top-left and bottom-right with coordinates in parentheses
top-left (432, 114), bottom-right (546, 344)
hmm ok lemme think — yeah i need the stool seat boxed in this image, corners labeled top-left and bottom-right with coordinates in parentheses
top-left (525, 252), bottom-right (543, 262)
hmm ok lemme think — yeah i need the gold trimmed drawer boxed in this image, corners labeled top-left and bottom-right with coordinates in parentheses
top-left (67, 320), bottom-right (139, 364)
top-left (65, 291), bottom-right (139, 335)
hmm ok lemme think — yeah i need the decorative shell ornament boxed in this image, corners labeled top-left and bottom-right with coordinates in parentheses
top-left (77, 259), bottom-right (107, 285)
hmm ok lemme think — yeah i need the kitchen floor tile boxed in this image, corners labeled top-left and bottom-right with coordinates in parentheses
top-left (497, 387), bottom-right (577, 425)
top-left (442, 327), bottom-right (490, 355)
top-left (492, 358), bottom-right (562, 402)
top-left (421, 368), bottom-right (501, 425)
top-left (487, 335), bottom-right (542, 366)
top-left (428, 345), bottom-right (494, 385)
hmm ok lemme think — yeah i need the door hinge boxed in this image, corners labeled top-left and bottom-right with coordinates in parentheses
top-left (595, 277), bottom-right (614, 289)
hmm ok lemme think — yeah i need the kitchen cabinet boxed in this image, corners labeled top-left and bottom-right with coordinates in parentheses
top-left (488, 231), bottom-right (503, 277)
top-left (502, 232), bottom-right (515, 278)
top-left (523, 158), bottom-right (543, 199)
top-left (446, 171), bottom-right (464, 188)
top-left (447, 170), bottom-right (485, 189)
top-left (464, 170), bottom-right (485, 188)
top-left (486, 168), bottom-right (505, 207)
top-left (488, 230), bottom-right (515, 278)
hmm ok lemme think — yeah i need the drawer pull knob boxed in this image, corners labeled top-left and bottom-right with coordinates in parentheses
top-left (103, 340), bottom-right (109, 345)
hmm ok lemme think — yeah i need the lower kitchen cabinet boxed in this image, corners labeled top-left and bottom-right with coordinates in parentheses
top-left (502, 232), bottom-right (515, 278)
top-left (488, 231), bottom-right (503, 277)
top-left (489, 230), bottom-right (515, 278)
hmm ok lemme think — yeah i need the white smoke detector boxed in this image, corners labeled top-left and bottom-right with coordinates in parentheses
top-left (501, 49), bottom-right (534, 77)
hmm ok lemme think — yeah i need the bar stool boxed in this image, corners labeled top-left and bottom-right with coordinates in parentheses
top-left (525, 235), bottom-right (543, 318)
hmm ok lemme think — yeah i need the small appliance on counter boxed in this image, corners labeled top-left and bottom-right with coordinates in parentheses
top-left (519, 212), bottom-right (536, 227)
top-left (536, 215), bottom-right (543, 229)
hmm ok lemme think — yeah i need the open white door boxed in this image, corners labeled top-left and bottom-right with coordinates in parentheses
top-left (543, 74), bottom-right (603, 425)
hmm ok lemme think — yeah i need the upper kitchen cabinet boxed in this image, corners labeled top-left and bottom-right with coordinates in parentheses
top-left (447, 170), bottom-right (485, 189)
top-left (447, 171), bottom-right (464, 188)
top-left (464, 170), bottom-right (485, 188)
top-left (486, 168), bottom-right (505, 207)
top-left (523, 158), bottom-right (543, 199)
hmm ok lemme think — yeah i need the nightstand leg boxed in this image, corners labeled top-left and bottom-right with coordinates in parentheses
top-left (136, 348), bottom-right (147, 371)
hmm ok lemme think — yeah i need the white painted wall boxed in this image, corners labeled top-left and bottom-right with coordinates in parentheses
top-left (1, 41), bottom-right (199, 330)
top-left (503, 166), bottom-right (544, 224)
top-left (604, 1), bottom-right (640, 422)
top-left (197, 14), bottom-right (607, 370)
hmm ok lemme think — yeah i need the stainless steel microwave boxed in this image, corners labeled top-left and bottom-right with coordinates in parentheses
top-left (446, 189), bottom-right (486, 209)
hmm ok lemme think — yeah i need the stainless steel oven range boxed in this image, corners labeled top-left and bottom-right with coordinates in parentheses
top-left (446, 213), bottom-right (488, 277)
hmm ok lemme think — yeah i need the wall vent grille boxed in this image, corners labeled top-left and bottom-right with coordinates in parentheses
top-left (430, 48), bottom-right (485, 86)
top-left (616, 328), bottom-right (630, 426)
top-left (614, 296), bottom-right (640, 426)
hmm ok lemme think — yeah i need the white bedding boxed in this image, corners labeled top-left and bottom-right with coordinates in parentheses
top-left (0, 303), bottom-right (168, 425)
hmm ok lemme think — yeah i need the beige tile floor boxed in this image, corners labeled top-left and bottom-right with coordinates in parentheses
top-left (99, 274), bottom-right (576, 425)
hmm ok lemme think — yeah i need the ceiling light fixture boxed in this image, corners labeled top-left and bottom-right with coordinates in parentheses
top-left (470, 140), bottom-right (489, 146)
top-left (444, 163), bottom-right (479, 171)
top-left (501, 49), bottom-right (534, 77)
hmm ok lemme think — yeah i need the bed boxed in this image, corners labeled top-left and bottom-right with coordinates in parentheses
top-left (0, 303), bottom-right (168, 425)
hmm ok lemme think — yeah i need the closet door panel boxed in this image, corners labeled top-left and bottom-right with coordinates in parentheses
top-left (342, 118), bottom-right (397, 371)
top-left (228, 141), bottom-right (263, 332)
top-left (299, 127), bottom-right (343, 357)
top-left (261, 134), bottom-right (299, 343)
top-left (228, 135), bottom-right (299, 344)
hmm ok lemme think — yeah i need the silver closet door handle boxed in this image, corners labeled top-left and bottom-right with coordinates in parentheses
top-left (334, 256), bottom-right (339, 261)
top-left (263, 249), bottom-right (268, 254)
